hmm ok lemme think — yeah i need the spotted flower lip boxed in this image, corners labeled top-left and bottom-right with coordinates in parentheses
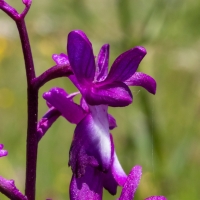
top-left (70, 162), bottom-right (167, 200)
top-left (69, 134), bottom-right (125, 199)
top-left (69, 133), bottom-right (167, 200)
top-left (53, 30), bottom-right (156, 107)
top-left (0, 144), bottom-right (8, 157)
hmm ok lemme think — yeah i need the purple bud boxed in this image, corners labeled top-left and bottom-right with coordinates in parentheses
top-left (0, 144), bottom-right (8, 157)
top-left (22, 0), bottom-right (32, 6)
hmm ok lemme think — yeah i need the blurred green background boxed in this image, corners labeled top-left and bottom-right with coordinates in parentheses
top-left (0, 0), bottom-right (200, 199)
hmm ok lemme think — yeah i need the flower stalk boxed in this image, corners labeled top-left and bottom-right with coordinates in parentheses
top-left (14, 7), bottom-right (37, 200)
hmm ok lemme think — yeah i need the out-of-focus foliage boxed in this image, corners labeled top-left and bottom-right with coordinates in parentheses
top-left (0, 0), bottom-right (200, 199)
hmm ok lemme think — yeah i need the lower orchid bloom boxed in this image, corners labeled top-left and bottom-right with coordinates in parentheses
top-left (42, 87), bottom-right (127, 197)
top-left (0, 144), bottom-right (8, 157)
top-left (42, 88), bottom-right (166, 200)
top-left (42, 87), bottom-right (117, 176)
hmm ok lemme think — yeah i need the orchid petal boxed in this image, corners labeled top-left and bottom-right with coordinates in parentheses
top-left (0, 144), bottom-right (8, 157)
top-left (43, 87), bottom-right (86, 124)
top-left (95, 44), bottom-right (109, 82)
top-left (80, 98), bottom-right (117, 130)
top-left (80, 97), bottom-right (89, 112)
top-left (124, 72), bottom-right (157, 94)
top-left (80, 98), bottom-right (117, 129)
top-left (70, 166), bottom-right (103, 200)
top-left (108, 114), bottom-right (117, 130)
top-left (105, 46), bottom-right (146, 83)
top-left (69, 142), bottom-right (99, 178)
top-left (145, 196), bottom-right (167, 200)
top-left (84, 81), bottom-right (133, 107)
top-left (69, 105), bottom-right (111, 176)
top-left (52, 53), bottom-right (70, 66)
top-left (37, 107), bottom-right (61, 141)
top-left (0, 150), bottom-right (8, 157)
top-left (67, 30), bottom-right (96, 84)
top-left (103, 167), bottom-right (118, 195)
top-left (108, 134), bottom-right (127, 187)
top-left (118, 165), bottom-right (142, 200)
top-left (102, 134), bottom-right (118, 195)
top-left (69, 75), bottom-right (81, 91)
top-left (112, 152), bottom-right (127, 186)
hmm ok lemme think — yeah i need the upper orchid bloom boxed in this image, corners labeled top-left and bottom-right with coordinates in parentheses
top-left (0, 144), bottom-right (8, 157)
top-left (52, 30), bottom-right (156, 107)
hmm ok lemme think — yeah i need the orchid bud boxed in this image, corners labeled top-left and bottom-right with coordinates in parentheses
top-left (0, 144), bottom-right (8, 157)
top-left (22, 0), bottom-right (32, 6)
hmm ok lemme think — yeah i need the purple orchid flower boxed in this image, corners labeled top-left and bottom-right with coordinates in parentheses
top-left (47, 28), bottom-right (156, 181)
top-left (42, 30), bottom-right (162, 199)
top-left (52, 30), bottom-right (156, 107)
top-left (50, 30), bottom-right (156, 172)
top-left (0, 144), bottom-right (8, 157)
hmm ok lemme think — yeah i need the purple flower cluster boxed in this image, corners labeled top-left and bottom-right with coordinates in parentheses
top-left (42, 30), bottom-right (166, 200)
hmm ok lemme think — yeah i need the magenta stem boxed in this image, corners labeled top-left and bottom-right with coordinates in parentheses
top-left (16, 20), bottom-right (35, 83)
top-left (16, 19), bottom-right (38, 200)
top-left (33, 65), bottom-right (73, 90)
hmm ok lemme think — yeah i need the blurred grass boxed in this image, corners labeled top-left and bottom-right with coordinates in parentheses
top-left (0, 0), bottom-right (200, 199)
